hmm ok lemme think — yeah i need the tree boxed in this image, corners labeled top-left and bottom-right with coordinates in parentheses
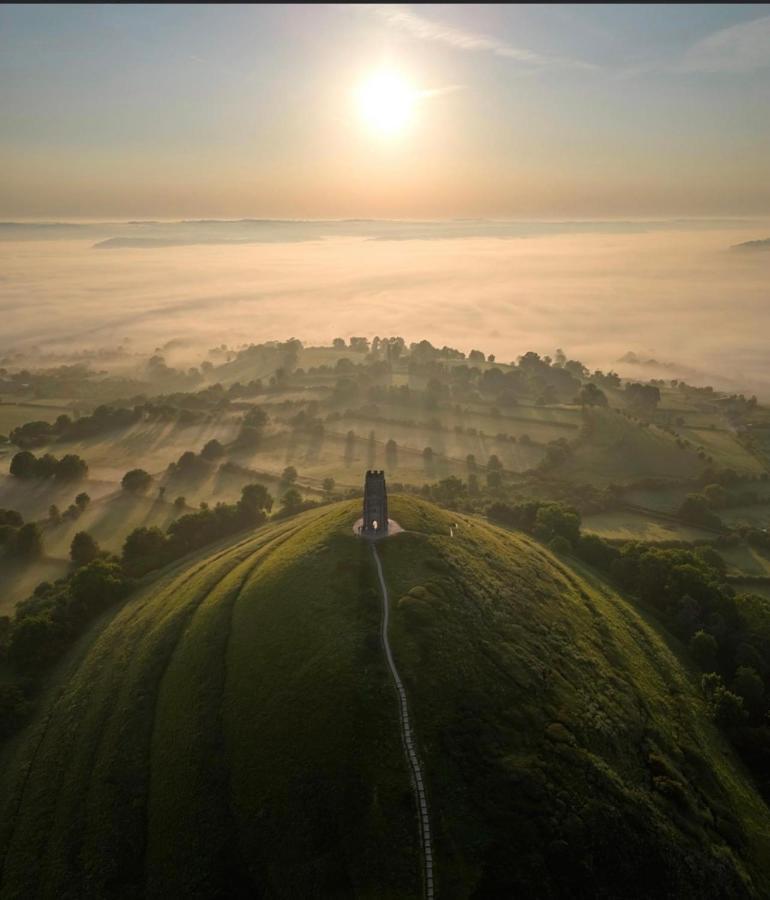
top-left (75, 492), bottom-right (91, 511)
top-left (201, 438), bottom-right (225, 461)
top-left (533, 504), bottom-right (581, 545)
top-left (174, 496), bottom-right (187, 510)
top-left (13, 523), bottom-right (42, 559)
top-left (732, 666), bottom-right (765, 717)
top-left (8, 613), bottom-right (63, 671)
top-left (70, 531), bottom-right (100, 567)
top-left (55, 454), bottom-right (88, 481)
top-left (121, 468), bottom-right (153, 493)
top-left (237, 483), bottom-right (273, 521)
top-left (385, 439), bottom-right (398, 468)
top-left (9, 451), bottom-right (37, 479)
top-left (280, 487), bottom-right (302, 514)
top-left (322, 477), bottom-right (336, 496)
top-left (48, 504), bottom-right (61, 525)
top-left (578, 383), bottom-right (608, 407)
top-left (332, 337), bottom-right (346, 350)
top-left (703, 483), bottom-right (729, 509)
top-left (689, 629), bottom-right (718, 670)
top-left (712, 687), bottom-right (748, 728)
top-left (281, 465), bottom-right (298, 485)
top-left (487, 454), bottom-right (502, 471)
top-left (122, 526), bottom-right (167, 574)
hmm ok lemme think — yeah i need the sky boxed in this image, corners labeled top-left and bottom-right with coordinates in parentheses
top-left (1, 3), bottom-right (770, 219)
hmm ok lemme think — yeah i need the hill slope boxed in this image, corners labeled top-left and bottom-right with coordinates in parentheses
top-left (0, 497), bottom-right (769, 899)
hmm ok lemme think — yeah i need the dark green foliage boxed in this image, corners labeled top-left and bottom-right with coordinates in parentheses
top-left (122, 526), bottom-right (169, 576)
top-left (70, 530), bottom-right (100, 567)
top-left (488, 499), bottom-right (581, 546)
top-left (75, 491), bottom-right (90, 510)
top-left (9, 450), bottom-right (88, 481)
top-left (690, 629), bottom-right (718, 669)
top-left (280, 487), bottom-right (302, 513)
top-left (281, 465), bottom-right (298, 485)
top-left (200, 438), bottom-right (225, 461)
top-left (12, 522), bottom-right (43, 559)
top-left (578, 383), bottom-right (608, 407)
top-left (122, 484), bottom-right (272, 576)
top-left (0, 684), bottom-right (29, 737)
top-left (732, 667), bottom-right (765, 718)
top-left (0, 508), bottom-right (23, 528)
top-left (121, 468), bottom-right (153, 493)
top-left (9, 450), bottom-right (36, 478)
top-left (8, 612), bottom-right (67, 671)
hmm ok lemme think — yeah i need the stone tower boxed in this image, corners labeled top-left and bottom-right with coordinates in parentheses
top-left (362, 470), bottom-right (388, 535)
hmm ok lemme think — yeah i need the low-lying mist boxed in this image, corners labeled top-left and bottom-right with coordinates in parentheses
top-left (1, 220), bottom-right (769, 394)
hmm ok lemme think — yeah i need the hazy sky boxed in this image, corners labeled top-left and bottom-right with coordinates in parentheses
top-left (1, 3), bottom-right (770, 218)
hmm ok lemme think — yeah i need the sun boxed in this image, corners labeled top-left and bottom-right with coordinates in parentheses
top-left (356, 70), bottom-right (417, 137)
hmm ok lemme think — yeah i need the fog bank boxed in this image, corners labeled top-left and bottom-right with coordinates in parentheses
top-left (2, 221), bottom-right (769, 395)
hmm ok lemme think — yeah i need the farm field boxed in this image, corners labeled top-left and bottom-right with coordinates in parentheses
top-left (581, 510), bottom-right (715, 543)
top-left (554, 408), bottom-right (705, 487)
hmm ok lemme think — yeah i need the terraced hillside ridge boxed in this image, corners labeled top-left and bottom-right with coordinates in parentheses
top-left (1, 497), bottom-right (769, 898)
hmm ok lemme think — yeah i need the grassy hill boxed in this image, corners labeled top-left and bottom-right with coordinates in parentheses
top-left (0, 497), bottom-right (769, 898)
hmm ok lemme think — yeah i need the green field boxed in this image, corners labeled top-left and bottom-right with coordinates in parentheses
top-left (1, 497), bottom-right (768, 897)
top-left (722, 505), bottom-right (770, 530)
top-left (0, 401), bottom-right (72, 436)
top-left (554, 408), bottom-right (707, 487)
top-left (683, 427), bottom-right (764, 474)
top-left (582, 510), bottom-right (715, 543)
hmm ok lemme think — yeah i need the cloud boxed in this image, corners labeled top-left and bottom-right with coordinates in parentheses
top-left (361, 4), bottom-right (598, 71)
top-left (679, 14), bottom-right (770, 73)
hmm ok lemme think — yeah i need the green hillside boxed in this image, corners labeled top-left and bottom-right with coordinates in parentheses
top-left (1, 497), bottom-right (769, 898)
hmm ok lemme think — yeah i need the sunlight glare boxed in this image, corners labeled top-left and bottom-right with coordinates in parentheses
top-left (356, 70), bottom-right (416, 137)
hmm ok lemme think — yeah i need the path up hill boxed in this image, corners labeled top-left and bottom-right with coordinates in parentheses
top-left (0, 497), bottom-right (768, 899)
